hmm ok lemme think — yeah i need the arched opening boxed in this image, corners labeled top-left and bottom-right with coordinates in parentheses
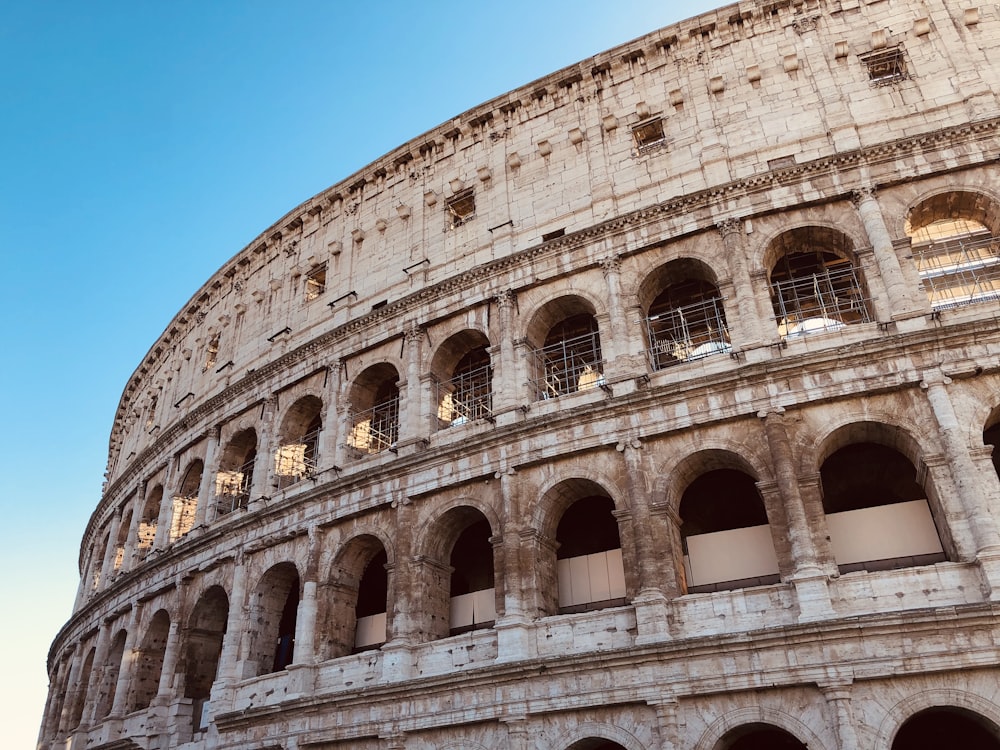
top-left (214, 429), bottom-right (257, 516)
top-left (680, 468), bottom-right (778, 593)
top-left (127, 609), bottom-right (170, 711)
top-left (245, 563), bottom-right (300, 677)
top-left (66, 646), bottom-right (95, 729)
top-left (113, 507), bottom-right (133, 573)
top-left (323, 536), bottom-right (390, 658)
top-left (767, 226), bottom-right (871, 338)
top-left (556, 494), bottom-right (625, 613)
top-left (274, 396), bottom-right (323, 490)
top-left (137, 485), bottom-right (163, 560)
top-left (183, 586), bottom-right (228, 733)
top-left (821, 440), bottom-right (945, 572)
top-left (347, 364), bottom-right (400, 455)
top-left (566, 739), bottom-right (628, 750)
top-left (170, 461), bottom-right (202, 541)
top-left (95, 629), bottom-right (127, 719)
top-left (432, 331), bottom-right (494, 428)
top-left (714, 723), bottom-right (807, 750)
top-left (892, 707), bottom-right (1000, 750)
top-left (906, 191), bottom-right (1000, 310)
top-left (448, 516), bottom-right (496, 635)
top-left (528, 297), bottom-right (604, 400)
top-left (984, 412), bottom-right (1000, 479)
top-left (640, 259), bottom-right (730, 370)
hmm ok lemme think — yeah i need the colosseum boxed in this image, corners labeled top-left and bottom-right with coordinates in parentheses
top-left (37, 1), bottom-right (1000, 748)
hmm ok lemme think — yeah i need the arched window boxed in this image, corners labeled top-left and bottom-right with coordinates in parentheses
top-left (767, 227), bottom-right (871, 338)
top-left (354, 549), bottom-right (388, 651)
top-left (137, 486), bottom-right (163, 560)
top-left (246, 563), bottom-right (300, 677)
top-left (433, 331), bottom-right (493, 428)
top-left (274, 396), bottom-right (323, 490)
top-left (679, 468), bottom-right (779, 593)
top-left (113, 507), bottom-right (133, 572)
top-left (449, 518), bottom-right (495, 634)
top-left (170, 461), bottom-right (202, 541)
top-left (89, 530), bottom-right (109, 591)
top-left (184, 586), bottom-right (228, 733)
top-left (323, 536), bottom-right (390, 658)
top-left (127, 609), bottom-right (170, 712)
top-left (214, 429), bottom-right (257, 516)
top-left (66, 647), bottom-right (95, 730)
top-left (556, 495), bottom-right (626, 613)
top-left (821, 439), bottom-right (945, 572)
top-left (715, 723), bottom-right (807, 750)
top-left (95, 629), bottom-right (127, 719)
top-left (907, 191), bottom-right (1000, 310)
top-left (529, 298), bottom-right (604, 400)
top-left (641, 259), bottom-right (730, 369)
top-left (347, 364), bottom-right (400, 455)
top-left (893, 707), bottom-right (1000, 750)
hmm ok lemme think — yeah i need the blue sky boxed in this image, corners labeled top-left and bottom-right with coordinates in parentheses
top-left (0, 2), bottom-right (722, 744)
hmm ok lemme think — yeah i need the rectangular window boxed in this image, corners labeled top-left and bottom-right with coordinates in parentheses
top-left (304, 264), bottom-right (327, 301)
top-left (861, 47), bottom-right (906, 86)
top-left (632, 118), bottom-right (665, 153)
top-left (446, 188), bottom-right (476, 228)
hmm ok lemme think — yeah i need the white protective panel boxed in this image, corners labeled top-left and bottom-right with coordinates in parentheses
top-left (826, 499), bottom-right (943, 565)
top-left (354, 612), bottom-right (387, 648)
top-left (686, 524), bottom-right (780, 586)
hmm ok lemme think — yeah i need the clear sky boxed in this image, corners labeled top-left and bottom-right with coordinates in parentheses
top-left (0, 1), bottom-right (724, 745)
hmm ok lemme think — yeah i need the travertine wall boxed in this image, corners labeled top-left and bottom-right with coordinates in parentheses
top-left (40, 1), bottom-right (1000, 749)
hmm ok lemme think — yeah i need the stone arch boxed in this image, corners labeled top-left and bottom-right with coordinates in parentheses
top-left (215, 427), bottom-right (257, 516)
top-left (137, 484), bottom-right (163, 560)
top-left (127, 608), bottom-right (170, 711)
top-left (274, 394), bottom-right (324, 489)
top-left (322, 532), bottom-right (392, 659)
top-left (694, 706), bottom-right (830, 750)
top-left (430, 328), bottom-right (494, 428)
top-left (244, 561), bottom-right (301, 677)
top-left (905, 189), bottom-right (1000, 238)
top-left (66, 645), bottom-right (96, 729)
top-left (551, 721), bottom-right (648, 750)
top-left (170, 459), bottom-right (203, 541)
top-left (182, 585), bottom-right (228, 701)
top-left (95, 628), bottom-right (128, 719)
top-left (524, 293), bottom-right (607, 400)
top-left (875, 689), bottom-right (1000, 750)
top-left (346, 362), bottom-right (401, 455)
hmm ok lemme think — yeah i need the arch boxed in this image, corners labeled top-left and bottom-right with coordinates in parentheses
top-left (817, 422), bottom-right (947, 573)
top-left (95, 628), bottom-right (128, 719)
top-left (714, 724), bottom-right (808, 750)
top-left (431, 329), bottom-right (494, 428)
top-left (876, 689), bottom-right (1000, 750)
top-left (137, 485), bottom-right (163, 560)
top-left (552, 721), bottom-right (647, 750)
top-left (170, 460), bottom-right (203, 541)
top-left (983, 405), bottom-right (1000, 479)
top-left (182, 585), bottom-right (228, 716)
top-left (347, 363), bottom-right (400, 455)
top-left (322, 533), bottom-right (390, 659)
top-left (245, 562), bottom-right (300, 677)
top-left (525, 295), bottom-right (605, 400)
top-left (215, 428), bottom-right (257, 516)
top-left (274, 395), bottom-right (323, 489)
top-left (638, 258), bottom-right (731, 370)
top-left (892, 707), bottom-right (1000, 749)
top-left (905, 190), bottom-right (1000, 311)
top-left (66, 646), bottom-right (96, 729)
top-left (765, 225), bottom-right (872, 338)
top-left (694, 707), bottom-right (830, 750)
top-left (127, 609), bottom-right (170, 711)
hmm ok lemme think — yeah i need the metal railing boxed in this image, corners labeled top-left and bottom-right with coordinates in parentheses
top-left (213, 458), bottom-right (254, 517)
top-left (645, 296), bottom-right (731, 370)
top-left (436, 364), bottom-right (493, 427)
top-left (348, 398), bottom-right (399, 455)
top-left (530, 330), bottom-right (605, 400)
top-left (771, 265), bottom-right (872, 338)
top-left (914, 232), bottom-right (1000, 310)
top-left (273, 429), bottom-right (320, 490)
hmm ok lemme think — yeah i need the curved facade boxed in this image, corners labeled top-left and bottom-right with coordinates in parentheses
top-left (39, 2), bottom-right (1000, 749)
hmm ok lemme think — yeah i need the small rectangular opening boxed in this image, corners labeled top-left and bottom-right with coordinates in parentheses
top-left (447, 188), bottom-right (476, 228)
top-left (861, 47), bottom-right (906, 85)
top-left (542, 228), bottom-right (566, 242)
top-left (372, 299), bottom-right (388, 311)
top-left (632, 118), bottom-right (665, 153)
top-left (304, 264), bottom-right (327, 302)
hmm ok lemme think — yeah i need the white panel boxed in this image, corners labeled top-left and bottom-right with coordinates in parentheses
top-left (472, 587), bottom-right (496, 623)
top-left (354, 612), bottom-right (386, 648)
top-left (686, 524), bottom-right (780, 586)
top-left (587, 552), bottom-right (612, 601)
top-left (569, 555), bottom-right (592, 606)
top-left (606, 548), bottom-right (626, 598)
top-left (557, 558), bottom-right (573, 607)
top-left (450, 592), bottom-right (475, 628)
top-left (826, 499), bottom-right (943, 565)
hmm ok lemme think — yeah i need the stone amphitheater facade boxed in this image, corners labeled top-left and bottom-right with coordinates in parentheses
top-left (38, 1), bottom-right (1000, 749)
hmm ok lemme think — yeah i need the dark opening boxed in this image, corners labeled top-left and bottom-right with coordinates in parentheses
top-left (450, 520), bottom-right (495, 595)
top-left (356, 549), bottom-right (388, 618)
top-left (719, 724), bottom-right (807, 750)
top-left (892, 707), bottom-right (1000, 750)
top-left (820, 443), bottom-right (924, 513)
top-left (272, 580), bottom-right (300, 672)
top-left (556, 495), bottom-right (620, 559)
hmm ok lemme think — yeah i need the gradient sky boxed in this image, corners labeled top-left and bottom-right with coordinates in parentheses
top-left (0, 2), bottom-right (724, 744)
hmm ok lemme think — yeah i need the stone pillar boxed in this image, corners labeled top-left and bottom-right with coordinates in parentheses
top-left (317, 364), bottom-right (341, 473)
top-left (214, 558), bottom-right (248, 685)
top-left (620, 439), bottom-right (676, 642)
top-left (822, 683), bottom-right (860, 749)
top-left (495, 467), bottom-right (538, 662)
top-left (154, 619), bottom-right (183, 706)
top-left (503, 716), bottom-right (530, 750)
top-left (601, 255), bottom-right (630, 366)
top-left (152, 461), bottom-right (176, 550)
top-left (493, 290), bottom-right (518, 415)
top-left (81, 624), bottom-right (113, 726)
top-left (382, 498), bottom-right (417, 679)
top-left (56, 645), bottom-right (83, 735)
top-left (335, 360), bottom-right (351, 468)
top-left (401, 325), bottom-right (424, 444)
top-left (251, 395), bottom-right (278, 501)
top-left (922, 372), bottom-right (1000, 595)
top-left (120, 479), bottom-right (145, 574)
top-left (853, 187), bottom-right (925, 320)
top-left (717, 218), bottom-right (769, 347)
top-left (99, 512), bottom-right (123, 587)
top-left (110, 607), bottom-right (143, 717)
top-left (194, 426), bottom-right (220, 528)
top-left (293, 532), bottom-right (321, 665)
top-left (759, 409), bottom-right (833, 620)
top-left (651, 699), bottom-right (681, 750)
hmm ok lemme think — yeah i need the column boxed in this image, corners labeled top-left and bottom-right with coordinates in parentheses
top-left (502, 716), bottom-right (530, 750)
top-left (194, 426), bottom-right (220, 528)
top-left (152, 461), bottom-right (175, 550)
top-left (293, 532), bottom-right (320, 665)
top-left (716, 218), bottom-right (769, 347)
top-left (382, 499), bottom-right (417, 679)
top-left (54, 647), bottom-right (82, 736)
top-left (922, 371), bottom-right (1000, 594)
top-left (601, 255), bottom-right (630, 366)
top-left (493, 289), bottom-right (519, 417)
top-left (759, 409), bottom-right (833, 620)
top-left (317, 364), bottom-right (342, 473)
top-left (153, 619), bottom-right (183, 706)
top-left (120, 479), bottom-right (145, 573)
top-left (250, 395), bottom-right (278, 501)
top-left (110, 607), bottom-right (142, 717)
top-left (495, 467), bottom-right (538, 662)
top-left (822, 683), bottom-right (860, 749)
top-left (335, 359), bottom-right (350, 468)
top-left (98, 512), bottom-right (123, 587)
top-left (651, 699), bottom-right (681, 750)
top-left (214, 558), bottom-right (248, 684)
top-left (853, 187), bottom-right (926, 320)
top-left (401, 325), bottom-right (424, 444)
top-left (81, 624), bottom-right (113, 726)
